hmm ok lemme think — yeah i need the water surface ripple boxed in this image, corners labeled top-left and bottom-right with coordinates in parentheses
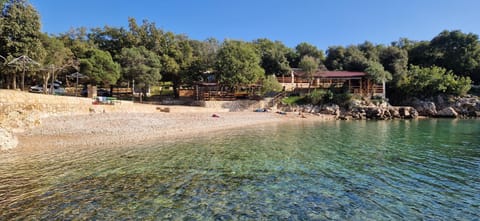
top-left (1, 119), bottom-right (479, 220)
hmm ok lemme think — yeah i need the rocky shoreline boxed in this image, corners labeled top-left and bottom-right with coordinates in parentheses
top-left (277, 94), bottom-right (480, 120)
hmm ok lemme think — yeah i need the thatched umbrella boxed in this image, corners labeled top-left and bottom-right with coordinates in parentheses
top-left (7, 55), bottom-right (40, 91)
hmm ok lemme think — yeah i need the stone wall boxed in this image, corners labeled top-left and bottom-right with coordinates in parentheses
top-left (0, 90), bottom-right (157, 132)
top-left (0, 90), bottom-right (162, 150)
top-left (200, 100), bottom-right (268, 112)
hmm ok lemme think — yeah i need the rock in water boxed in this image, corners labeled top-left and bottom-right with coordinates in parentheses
top-left (0, 127), bottom-right (18, 150)
top-left (413, 100), bottom-right (437, 116)
top-left (436, 107), bottom-right (458, 118)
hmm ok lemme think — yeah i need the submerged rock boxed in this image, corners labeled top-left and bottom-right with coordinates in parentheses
top-left (0, 127), bottom-right (18, 150)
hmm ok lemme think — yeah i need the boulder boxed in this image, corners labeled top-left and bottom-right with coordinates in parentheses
top-left (412, 100), bottom-right (437, 116)
top-left (474, 111), bottom-right (480, 117)
top-left (453, 96), bottom-right (480, 117)
top-left (0, 128), bottom-right (18, 150)
top-left (436, 107), bottom-right (458, 118)
top-left (389, 107), bottom-right (401, 118)
top-left (398, 107), bottom-right (418, 119)
top-left (320, 104), bottom-right (340, 115)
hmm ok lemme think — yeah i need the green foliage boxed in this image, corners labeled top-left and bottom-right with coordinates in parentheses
top-left (305, 88), bottom-right (352, 107)
top-left (39, 34), bottom-right (74, 92)
top-left (261, 75), bottom-right (282, 95)
top-left (281, 96), bottom-right (305, 105)
top-left (325, 46), bottom-right (346, 70)
top-left (365, 62), bottom-right (392, 83)
top-left (215, 40), bottom-right (264, 87)
top-left (80, 48), bottom-right (120, 85)
top-left (0, 0), bottom-right (43, 59)
top-left (358, 41), bottom-right (380, 62)
top-left (253, 38), bottom-right (291, 76)
top-left (307, 89), bottom-right (331, 104)
top-left (286, 42), bottom-right (324, 68)
top-left (40, 34), bottom-right (73, 68)
top-left (89, 26), bottom-right (133, 60)
top-left (344, 46), bottom-right (370, 71)
top-left (430, 30), bottom-right (480, 82)
top-left (0, 0), bottom-right (44, 89)
top-left (185, 38), bottom-right (219, 83)
top-left (397, 65), bottom-right (472, 98)
top-left (299, 55), bottom-right (318, 82)
top-left (331, 91), bottom-right (353, 107)
top-left (2, 2), bottom-right (479, 103)
top-left (117, 46), bottom-right (162, 87)
top-left (379, 46), bottom-right (408, 79)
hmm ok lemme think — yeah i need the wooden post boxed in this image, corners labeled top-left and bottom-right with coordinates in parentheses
top-left (348, 79), bottom-right (351, 93)
top-left (360, 79), bottom-right (363, 95)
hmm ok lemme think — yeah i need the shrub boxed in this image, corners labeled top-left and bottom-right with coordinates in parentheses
top-left (395, 65), bottom-right (472, 98)
top-left (281, 96), bottom-right (304, 105)
top-left (261, 75), bottom-right (283, 95)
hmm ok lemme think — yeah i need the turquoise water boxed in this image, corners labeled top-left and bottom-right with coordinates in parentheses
top-left (1, 119), bottom-right (479, 220)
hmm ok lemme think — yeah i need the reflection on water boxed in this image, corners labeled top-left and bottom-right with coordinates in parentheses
top-left (1, 119), bottom-right (479, 220)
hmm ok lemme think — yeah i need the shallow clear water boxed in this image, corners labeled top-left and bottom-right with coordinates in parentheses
top-left (1, 119), bottom-right (479, 220)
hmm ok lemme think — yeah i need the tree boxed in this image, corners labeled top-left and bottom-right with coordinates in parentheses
top-left (159, 34), bottom-right (194, 97)
top-left (358, 41), bottom-right (380, 62)
top-left (89, 26), bottom-right (132, 60)
top-left (407, 41), bottom-right (436, 68)
top-left (429, 30), bottom-right (480, 83)
top-left (289, 42), bottom-right (324, 68)
top-left (299, 55), bottom-right (319, 92)
top-left (379, 46), bottom-right (408, 86)
top-left (184, 38), bottom-right (219, 84)
top-left (253, 38), bottom-right (291, 76)
top-left (344, 46), bottom-right (369, 71)
top-left (39, 34), bottom-right (74, 94)
top-left (79, 48), bottom-right (120, 85)
top-left (215, 40), bottom-right (264, 88)
top-left (261, 75), bottom-right (282, 95)
top-left (0, 0), bottom-right (44, 89)
top-left (296, 42), bottom-right (324, 61)
top-left (325, 46), bottom-right (346, 70)
top-left (117, 46), bottom-right (162, 90)
top-left (397, 65), bottom-right (472, 99)
top-left (365, 62), bottom-right (392, 97)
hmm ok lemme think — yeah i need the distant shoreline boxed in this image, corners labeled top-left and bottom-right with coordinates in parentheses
top-left (1, 90), bottom-right (337, 151)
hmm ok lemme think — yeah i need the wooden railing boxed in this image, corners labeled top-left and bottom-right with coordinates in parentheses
top-left (112, 88), bottom-right (132, 94)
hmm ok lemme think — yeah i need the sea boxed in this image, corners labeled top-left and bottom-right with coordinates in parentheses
top-left (0, 119), bottom-right (479, 220)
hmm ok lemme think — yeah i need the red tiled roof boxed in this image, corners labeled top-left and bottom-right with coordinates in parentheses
top-left (293, 69), bottom-right (366, 78)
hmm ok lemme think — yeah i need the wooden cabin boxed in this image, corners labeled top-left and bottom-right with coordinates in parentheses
top-left (278, 68), bottom-right (384, 97)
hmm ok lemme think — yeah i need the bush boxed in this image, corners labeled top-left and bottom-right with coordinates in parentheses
top-left (261, 75), bottom-right (283, 95)
top-left (332, 92), bottom-right (353, 107)
top-left (281, 96), bottom-right (304, 105)
top-left (307, 89), bottom-right (331, 104)
top-left (395, 65), bottom-right (472, 98)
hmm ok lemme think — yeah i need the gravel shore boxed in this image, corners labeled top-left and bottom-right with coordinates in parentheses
top-left (16, 111), bottom-right (335, 150)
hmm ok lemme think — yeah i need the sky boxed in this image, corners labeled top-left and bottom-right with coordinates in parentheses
top-left (29, 0), bottom-right (480, 51)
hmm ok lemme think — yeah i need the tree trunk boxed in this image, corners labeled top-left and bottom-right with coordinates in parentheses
top-left (173, 79), bottom-right (180, 98)
top-left (11, 73), bottom-right (17, 90)
top-left (21, 69), bottom-right (25, 91)
top-left (42, 71), bottom-right (50, 94)
top-left (4, 73), bottom-right (11, 89)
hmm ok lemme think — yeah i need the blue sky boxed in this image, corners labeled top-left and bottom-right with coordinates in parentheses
top-left (29, 0), bottom-right (480, 50)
